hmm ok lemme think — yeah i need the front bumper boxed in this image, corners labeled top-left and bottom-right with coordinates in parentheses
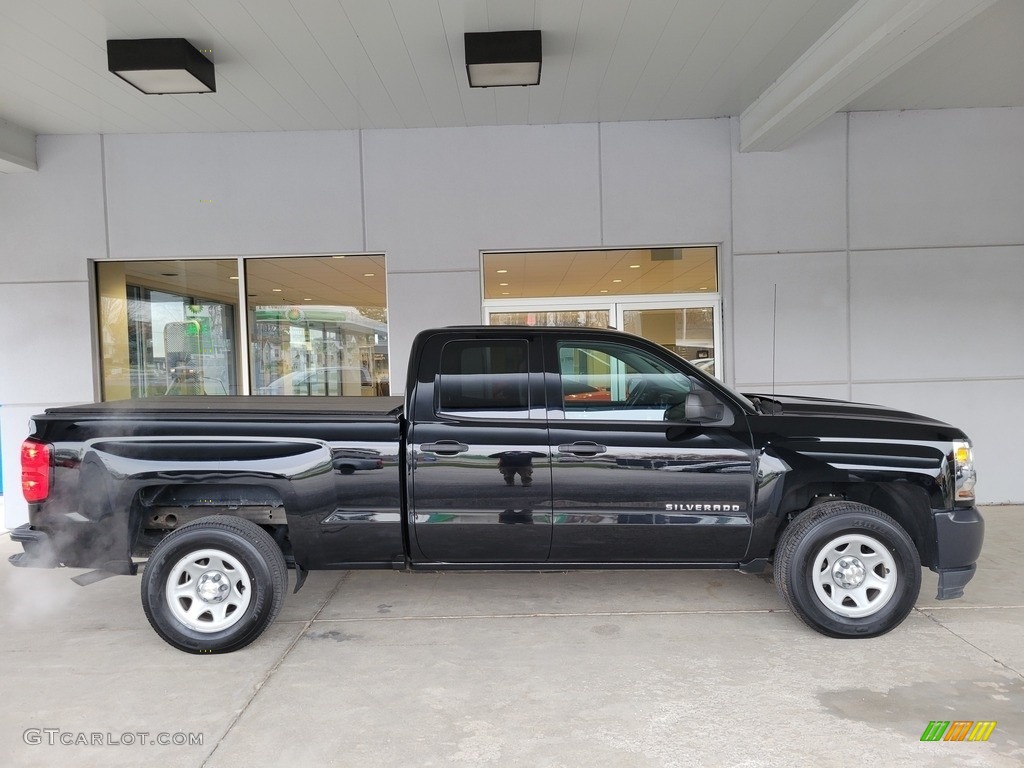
top-left (931, 506), bottom-right (985, 600)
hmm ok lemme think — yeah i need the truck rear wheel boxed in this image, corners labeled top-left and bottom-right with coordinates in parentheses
top-left (141, 516), bottom-right (287, 653)
top-left (773, 501), bottom-right (921, 638)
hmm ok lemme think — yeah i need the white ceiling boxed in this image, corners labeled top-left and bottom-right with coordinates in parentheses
top-left (1, 0), bottom-right (1022, 171)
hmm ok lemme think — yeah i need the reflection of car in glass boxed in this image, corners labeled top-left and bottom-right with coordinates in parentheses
top-left (165, 367), bottom-right (228, 396)
top-left (259, 366), bottom-right (370, 396)
top-left (693, 358), bottom-right (715, 375)
top-left (332, 448), bottom-right (384, 474)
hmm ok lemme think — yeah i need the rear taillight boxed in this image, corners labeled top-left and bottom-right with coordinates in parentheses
top-left (21, 439), bottom-right (52, 503)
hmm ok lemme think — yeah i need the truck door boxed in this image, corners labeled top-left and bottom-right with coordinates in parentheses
top-left (409, 335), bottom-right (552, 562)
top-left (546, 337), bottom-right (754, 562)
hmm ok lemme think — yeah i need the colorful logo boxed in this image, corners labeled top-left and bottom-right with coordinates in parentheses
top-left (920, 721), bottom-right (997, 742)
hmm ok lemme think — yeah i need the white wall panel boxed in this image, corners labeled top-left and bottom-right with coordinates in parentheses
top-left (732, 115), bottom-right (847, 254)
top-left (384, 270), bottom-right (483, 397)
top-left (0, 135), bottom-right (106, 281)
top-left (850, 246), bottom-right (1024, 381)
top-left (105, 132), bottom-right (364, 259)
top-left (850, 108), bottom-right (1024, 250)
top-left (853, 380), bottom-right (1023, 505)
top-left (600, 119), bottom-right (731, 247)
top-left (0, 282), bottom-right (94, 405)
top-left (363, 124), bottom-right (601, 272)
top-left (732, 252), bottom-right (849, 387)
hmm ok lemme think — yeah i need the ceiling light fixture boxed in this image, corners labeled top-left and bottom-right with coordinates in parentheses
top-left (612, 279), bottom-right (622, 283)
top-left (363, 273), bottom-right (375, 277)
top-left (107, 38), bottom-right (215, 94)
top-left (496, 269), bottom-right (508, 274)
top-left (465, 31), bottom-right (542, 88)
top-left (272, 288), bottom-right (282, 292)
top-left (629, 264), bottom-right (640, 269)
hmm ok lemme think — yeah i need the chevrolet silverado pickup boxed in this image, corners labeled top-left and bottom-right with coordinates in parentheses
top-left (11, 326), bottom-right (983, 653)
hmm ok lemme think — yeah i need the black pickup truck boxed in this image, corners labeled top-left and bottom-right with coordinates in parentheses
top-left (12, 326), bottom-right (983, 653)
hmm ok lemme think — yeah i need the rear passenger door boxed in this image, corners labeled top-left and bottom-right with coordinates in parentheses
top-left (546, 337), bottom-right (755, 563)
top-left (409, 334), bottom-right (552, 562)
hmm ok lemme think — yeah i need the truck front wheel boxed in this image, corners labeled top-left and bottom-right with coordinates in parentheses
top-left (141, 516), bottom-right (287, 653)
top-left (773, 501), bottom-right (921, 638)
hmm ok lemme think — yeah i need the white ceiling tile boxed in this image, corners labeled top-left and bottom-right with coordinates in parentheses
top-left (0, 0), bottom-right (1019, 140)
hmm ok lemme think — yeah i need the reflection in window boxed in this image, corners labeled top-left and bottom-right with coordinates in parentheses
top-left (96, 255), bottom-right (389, 400)
top-left (247, 256), bottom-right (388, 397)
top-left (623, 307), bottom-right (716, 376)
top-left (489, 310), bottom-right (609, 328)
top-left (437, 340), bottom-right (529, 418)
top-left (97, 260), bottom-right (238, 399)
top-left (558, 342), bottom-right (692, 421)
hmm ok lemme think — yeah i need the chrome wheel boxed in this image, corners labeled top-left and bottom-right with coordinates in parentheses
top-left (811, 533), bottom-right (897, 618)
top-left (165, 548), bottom-right (252, 633)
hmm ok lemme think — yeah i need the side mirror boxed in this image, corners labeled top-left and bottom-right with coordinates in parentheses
top-left (679, 393), bottom-right (729, 423)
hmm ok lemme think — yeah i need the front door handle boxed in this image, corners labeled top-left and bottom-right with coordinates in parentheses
top-left (420, 441), bottom-right (470, 456)
top-left (557, 441), bottom-right (607, 456)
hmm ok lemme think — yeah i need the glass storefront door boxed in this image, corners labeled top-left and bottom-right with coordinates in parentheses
top-left (486, 299), bottom-right (722, 379)
top-left (620, 302), bottom-right (721, 378)
top-left (482, 246), bottom-right (723, 378)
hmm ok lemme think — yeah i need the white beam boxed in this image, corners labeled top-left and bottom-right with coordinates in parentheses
top-left (740, 0), bottom-right (999, 152)
top-left (0, 119), bottom-right (37, 172)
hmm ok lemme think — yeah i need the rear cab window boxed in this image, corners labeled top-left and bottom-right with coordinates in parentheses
top-left (436, 340), bottom-right (531, 419)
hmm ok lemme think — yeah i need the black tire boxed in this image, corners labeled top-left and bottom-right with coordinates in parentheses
top-left (773, 501), bottom-right (921, 638)
top-left (141, 516), bottom-right (287, 654)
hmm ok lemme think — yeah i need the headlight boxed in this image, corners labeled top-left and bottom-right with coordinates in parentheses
top-left (952, 439), bottom-right (976, 507)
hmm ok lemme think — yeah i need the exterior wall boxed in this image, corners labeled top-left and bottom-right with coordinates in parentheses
top-left (731, 108), bottom-right (1024, 504)
top-left (1, 108), bottom-right (1021, 527)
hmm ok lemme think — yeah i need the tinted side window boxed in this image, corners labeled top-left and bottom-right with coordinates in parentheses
top-left (437, 340), bottom-right (530, 419)
top-left (558, 341), bottom-right (693, 421)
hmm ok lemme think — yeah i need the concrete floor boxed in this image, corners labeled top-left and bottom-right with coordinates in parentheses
top-left (0, 503), bottom-right (1021, 768)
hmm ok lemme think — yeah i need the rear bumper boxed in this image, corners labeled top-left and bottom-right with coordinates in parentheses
top-left (8, 524), bottom-right (59, 568)
top-left (931, 506), bottom-right (984, 600)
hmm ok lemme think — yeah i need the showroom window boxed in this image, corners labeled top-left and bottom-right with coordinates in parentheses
top-left (95, 255), bottom-right (388, 400)
top-left (483, 247), bottom-right (722, 377)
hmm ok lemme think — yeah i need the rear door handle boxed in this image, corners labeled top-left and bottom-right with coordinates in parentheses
top-left (420, 441), bottom-right (470, 456)
top-left (557, 441), bottom-right (607, 456)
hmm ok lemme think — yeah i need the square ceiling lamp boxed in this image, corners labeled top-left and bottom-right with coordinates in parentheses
top-left (107, 38), bottom-right (216, 94)
top-left (465, 30), bottom-right (541, 87)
